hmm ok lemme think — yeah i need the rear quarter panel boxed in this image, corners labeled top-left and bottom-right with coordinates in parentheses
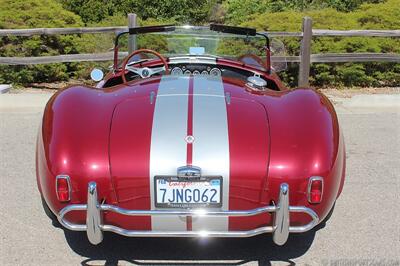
top-left (36, 86), bottom-right (118, 218)
top-left (260, 88), bottom-right (345, 223)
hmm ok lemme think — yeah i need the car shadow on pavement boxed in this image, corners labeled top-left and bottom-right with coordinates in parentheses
top-left (63, 226), bottom-right (318, 266)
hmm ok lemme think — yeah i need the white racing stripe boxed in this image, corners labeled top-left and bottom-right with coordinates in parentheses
top-left (192, 76), bottom-right (230, 231)
top-left (150, 75), bottom-right (190, 230)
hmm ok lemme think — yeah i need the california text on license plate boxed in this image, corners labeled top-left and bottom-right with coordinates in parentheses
top-left (154, 176), bottom-right (222, 208)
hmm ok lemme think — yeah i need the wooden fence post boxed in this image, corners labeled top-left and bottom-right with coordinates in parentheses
top-left (298, 17), bottom-right (312, 87)
top-left (128, 13), bottom-right (137, 53)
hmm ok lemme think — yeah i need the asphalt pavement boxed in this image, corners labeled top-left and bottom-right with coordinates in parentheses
top-left (0, 93), bottom-right (399, 266)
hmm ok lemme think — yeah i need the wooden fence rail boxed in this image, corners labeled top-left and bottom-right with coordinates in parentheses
top-left (0, 14), bottom-right (399, 86)
top-left (1, 53), bottom-right (398, 65)
top-left (1, 27), bottom-right (399, 37)
top-left (0, 26), bottom-right (127, 36)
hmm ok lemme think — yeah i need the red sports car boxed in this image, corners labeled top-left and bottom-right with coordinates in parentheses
top-left (36, 24), bottom-right (346, 246)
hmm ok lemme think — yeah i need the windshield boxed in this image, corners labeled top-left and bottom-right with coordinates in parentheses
top-left (116, 26), bottom-right (286, 72)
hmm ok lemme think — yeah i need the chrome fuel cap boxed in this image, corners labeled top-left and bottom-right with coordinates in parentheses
top-left (247, 75), bottom-right (267, 88)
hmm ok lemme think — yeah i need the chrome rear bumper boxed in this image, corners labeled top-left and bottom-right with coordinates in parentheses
top-left (58, 182), bottom-right (319, 245)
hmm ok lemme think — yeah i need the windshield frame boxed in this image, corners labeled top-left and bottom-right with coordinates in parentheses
top-left (113, 24), bottom-right (271, 73)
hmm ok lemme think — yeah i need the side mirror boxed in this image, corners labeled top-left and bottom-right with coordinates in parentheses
top-left (90, 68), bottom-right (104, 82)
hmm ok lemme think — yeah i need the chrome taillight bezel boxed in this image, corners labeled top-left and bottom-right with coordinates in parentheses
top-left (56, 175), bottom-right (71, 202)
top-left (307, 176), bottom-right (324, 204)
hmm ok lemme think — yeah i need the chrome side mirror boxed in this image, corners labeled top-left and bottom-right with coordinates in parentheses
top-left (90, 68), bottom-right (104, 82)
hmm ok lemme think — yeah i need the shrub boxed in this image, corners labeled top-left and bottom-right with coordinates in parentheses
top-left (242, 0), bottom-right (400, 87)
top-left (0, 0), bottom-right (84, 84)
top-left (1, 0), bottom-right (399, 87)
top-left (59, 0), bottom-right (217, 24)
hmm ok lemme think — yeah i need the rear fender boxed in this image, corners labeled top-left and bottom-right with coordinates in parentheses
top-left (261, 89), bottom-right (345, 223)
top-left (36, 86), bottom-right (118, 216)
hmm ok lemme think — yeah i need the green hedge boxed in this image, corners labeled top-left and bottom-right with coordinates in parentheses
top-left (241, 0), bottom-right (400, 87)
top-left (0, 0), bottom-right (399, 87)
top-left (59, 0), bottom-right (216, 24)
top-left (0, 0), bottom-right (84, 84)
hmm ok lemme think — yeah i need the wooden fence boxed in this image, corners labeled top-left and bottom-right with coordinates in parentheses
top-left (0, 15), bottom-right (399, 86)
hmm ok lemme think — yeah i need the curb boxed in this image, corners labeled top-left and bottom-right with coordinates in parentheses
top-left (0, 84), bottom-right (11, 94)
top-left (0, 93), bottom-right (53, 109)
top-left (342, 94), bottom-right (400, 108)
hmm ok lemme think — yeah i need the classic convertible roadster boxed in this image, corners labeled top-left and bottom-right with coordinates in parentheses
top-left (36, 24), bottom-right (346, 245)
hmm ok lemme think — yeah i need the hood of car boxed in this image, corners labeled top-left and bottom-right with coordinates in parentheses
top-left (109, 75), bottom-right (270, 209)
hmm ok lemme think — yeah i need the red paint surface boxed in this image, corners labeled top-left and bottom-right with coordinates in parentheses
top-left (108, 96), bottom-right (158, 229)
top-left (36, 62), bottom-right (345, 231)
top-left (226, 97), bottom-right (271, 230)
top-left (186, 216), bottom-right (193, 231)
top-left (185, 76), bottom-right (195, 231)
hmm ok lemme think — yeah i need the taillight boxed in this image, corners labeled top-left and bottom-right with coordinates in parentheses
top-left (56, 175), bottom-right (71, 202)
top-left (308, 176), bottom-right (323, 204)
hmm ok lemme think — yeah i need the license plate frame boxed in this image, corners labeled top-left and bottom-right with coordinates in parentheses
top-left (154, 176), bottom-right (223, 208)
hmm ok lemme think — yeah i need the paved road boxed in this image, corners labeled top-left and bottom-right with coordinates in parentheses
top-left (0, 95), bottom-right (399, 266)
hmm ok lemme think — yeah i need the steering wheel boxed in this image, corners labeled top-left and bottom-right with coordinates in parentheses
top-left (121, 49), bottom-right (169, 84)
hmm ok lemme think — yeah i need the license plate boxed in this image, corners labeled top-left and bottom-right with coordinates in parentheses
top-left (155, 176), bottom-right (222, 208)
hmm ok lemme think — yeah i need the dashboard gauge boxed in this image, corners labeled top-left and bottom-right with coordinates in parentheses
top-left (210, 68), bottom-right (222, 76)
top-left (171, 67), bottom-right (183, 75)
top-left (201, 70), bottom-right (209, 75)
top-left (207, 66), bottom-right (211, 71)
top-left (192, 70), bottom-right (200, 75)
top-left (184, 70), bottom-right (191, 75)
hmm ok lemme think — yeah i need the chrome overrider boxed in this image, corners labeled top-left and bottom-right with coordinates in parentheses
top-left (58, 182), bottom-right (319, 246)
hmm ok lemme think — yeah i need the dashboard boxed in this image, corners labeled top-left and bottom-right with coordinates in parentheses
top-left (170, 65), bottom-right (222, 76)
top-left (104, 56), bottom-right (280, 91)
top-left (167, 63), bottom-right (253, 82)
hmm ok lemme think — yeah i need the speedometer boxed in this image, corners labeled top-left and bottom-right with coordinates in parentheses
top-left (171, 67), bottom-right (183, 75)
top-left (210, 68), bottom-right (222, 76)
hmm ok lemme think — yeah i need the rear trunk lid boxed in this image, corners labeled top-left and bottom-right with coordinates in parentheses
top-left (109, 76), bottom-right (270, 212)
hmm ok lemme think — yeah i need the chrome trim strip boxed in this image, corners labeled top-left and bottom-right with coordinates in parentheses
top-left (99, 225), bottom-right (275, 238)
top-left (58, 204), bottom-right (87, 231)
top-left (177, 165), bottom-right (201, 178)
top-left (101, 204), bottom-right (277, 216)
top-left (58, 182), bottom-right (319, 245)
top-left (225, 92), bottom-right (231, 105)
top-left (169, 56), bottom-right (217, 65)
